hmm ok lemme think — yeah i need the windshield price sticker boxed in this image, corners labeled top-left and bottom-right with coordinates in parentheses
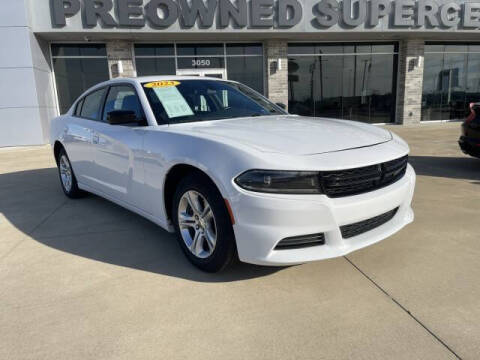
top-left (152, 86), bottom-right (194, 119)
top-left (144, 81), bottom-right (180, 88)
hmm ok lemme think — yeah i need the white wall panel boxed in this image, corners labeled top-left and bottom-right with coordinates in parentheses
top-left (0, 0), bottom-right (28, 27)
top-left (0, 28), bottom-right (33, 68)
top-left (0, 108), bottom-right (45, 146)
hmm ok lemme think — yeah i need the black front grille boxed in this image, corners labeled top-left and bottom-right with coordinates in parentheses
top-left (320, 156), bottom-right (408, 198)
top-left (341, 208), bottom-right (399, 239)
top-left (275, 233), bottom-right (325, 250)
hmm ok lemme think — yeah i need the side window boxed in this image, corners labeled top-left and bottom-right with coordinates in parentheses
top-left (103, 85), bottom-right (144, 123)
top-left (80, 88), bottom-right (107, 121)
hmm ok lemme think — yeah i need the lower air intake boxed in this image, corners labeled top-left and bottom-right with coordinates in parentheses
top-left (275, 233), bottom-right (325, 250)
top-left (341, 207), bottom-right (399, 239)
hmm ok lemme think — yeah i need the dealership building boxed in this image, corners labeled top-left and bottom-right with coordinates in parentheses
top-left (2, 0), bottom-right (480, 146)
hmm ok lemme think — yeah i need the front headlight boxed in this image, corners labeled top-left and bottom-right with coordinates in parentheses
top-left (234, 170), bottom-right (323, 194)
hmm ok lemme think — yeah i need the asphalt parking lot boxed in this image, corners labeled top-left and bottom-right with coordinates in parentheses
top-left (1, 122), bottom-right (479, 360)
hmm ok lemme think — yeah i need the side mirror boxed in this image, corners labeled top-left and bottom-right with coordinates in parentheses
top-left (107, 110), bottom-right (138, 125)
top-left (276, 102), bottom-right (287, 110)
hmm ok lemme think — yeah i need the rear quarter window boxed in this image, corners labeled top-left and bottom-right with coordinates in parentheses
top-left (74, 98), bottom-right (84, 117)
top-left (80, 88), bottom-right (107, 121)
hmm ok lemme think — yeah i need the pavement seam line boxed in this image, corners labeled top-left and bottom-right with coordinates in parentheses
top-left (0, 199), bottom-right (68, 262)
top-left (344, 256), bottom-right (462, 360)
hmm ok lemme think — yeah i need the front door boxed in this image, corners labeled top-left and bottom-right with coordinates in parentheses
top-left (91, 84), bottom-right (146, 209)
top-left (176, 68), bottom-right (226, 79)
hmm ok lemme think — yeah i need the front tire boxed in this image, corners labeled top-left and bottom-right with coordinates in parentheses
top-left (57, 148), bottom-right (84, 199)
top-left (172, 173), bottom-right (236, 272)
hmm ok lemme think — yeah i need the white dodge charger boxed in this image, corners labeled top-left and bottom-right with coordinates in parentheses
top-left (50, 76), bottom-right (415, 272)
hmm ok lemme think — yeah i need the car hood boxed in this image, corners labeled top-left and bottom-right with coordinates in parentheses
top-left (168, 115), bottom-right (392, 156)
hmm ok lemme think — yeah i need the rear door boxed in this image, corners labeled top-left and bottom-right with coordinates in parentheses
top-left (90, 84), bottom-right (148, 209)
top-left (65, 87), bottom-right (108, 188)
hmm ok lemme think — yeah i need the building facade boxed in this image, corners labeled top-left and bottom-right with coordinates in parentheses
top-left (3, 0), bottom-right (480, 146)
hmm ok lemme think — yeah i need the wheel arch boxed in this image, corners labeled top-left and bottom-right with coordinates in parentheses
top-left (53, 141), bottom-right (65, 166)
top-left (163, 163), bottom-right (228, 224)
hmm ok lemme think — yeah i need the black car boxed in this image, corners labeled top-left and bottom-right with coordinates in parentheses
top-left (459, 103), bottom-right (480, 158)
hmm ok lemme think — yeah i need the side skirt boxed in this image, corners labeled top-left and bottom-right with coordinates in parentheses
top-left (78, 182), bottom-right (175, 233)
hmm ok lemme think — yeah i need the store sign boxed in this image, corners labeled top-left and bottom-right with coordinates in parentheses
top-left (51, 0), bottom-right (480, 30)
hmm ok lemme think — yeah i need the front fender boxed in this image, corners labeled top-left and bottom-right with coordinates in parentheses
top-left (142, 129), bottom-right (263, 223)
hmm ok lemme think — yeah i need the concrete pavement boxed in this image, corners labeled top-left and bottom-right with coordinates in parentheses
top-left (0, 123), bottom-right (478, 359)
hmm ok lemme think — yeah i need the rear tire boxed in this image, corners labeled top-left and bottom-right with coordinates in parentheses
top-left (172, 173), bottom-right (236, 272)
top-left (57, 148), bottom-right (85, 199)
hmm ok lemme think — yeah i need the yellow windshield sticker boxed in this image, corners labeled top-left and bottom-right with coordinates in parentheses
top-left (144, 81), bottom-right (180, 88)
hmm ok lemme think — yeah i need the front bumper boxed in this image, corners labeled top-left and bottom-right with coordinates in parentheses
top-left (230, 164), bottom-right (416, 266)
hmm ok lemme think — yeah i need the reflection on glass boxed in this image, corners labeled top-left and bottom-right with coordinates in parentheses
top-left (52, 44), bottom-right (110, 114)
top-left (177, 44), bottom-right (224, 56)
top-left (372, 45), bottom-right (395, 53)
top-left (422, 53), bottom-right (444, 120)
top-left (226, 43), bottom-right (263, 56)
top-left (444, 52), bottom-right (467, 120)
top-left (422, 44), bottom-right (480, 121)
top-left (135, 58), bottom-right (176, 76)
top-left (318, 46), bottom-right (344, 55)
top-left (80, 88), bottom-right (107, 120)
top-left (288, 57), bottom-right (317, 116)
top-left (342, 55), bottom-right (356, 119)
top-left (466, 53), bottom-right (480, 106)
top-left (288, 43), bottom-right (317, 55)
top-left (288, 43), bottom-right (397, 123)
top-left (317, 56), bottom-right (343, 119)
top-left (351, 54), bottom-right (372, 122)
top-left (227, 57), bottom-right (264, 94)
top-left (134, 44), bottom-right (174, 57)
top-left (370, 54), bottom-right (395, 123)
top-left (134, 43), bottom-right (266, 95)
top-left (52, 44), bottom-right (107, 57)
top-left (53, 57), bottom-right (109, 114)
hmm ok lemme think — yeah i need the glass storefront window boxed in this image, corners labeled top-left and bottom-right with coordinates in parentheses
top-left (318, 45), bottom-right (344, 55)
top-left (134, 44), bottom-right (176, 77)
top-left (135, 44), bottom-right (174, 57)
top-left (226, 44), bottom-right (263, 56)
top-left (226, 56), bottom-right (264, 95)
top-left (466, 52), bottom-right (480, 106)
top-left (177, 44), bottom-right (224, 56)
top-left (369, 54), bottom-right (395, 123)
top-left (372, 44), bottom-right (396, 53)
top-left (287, 57), bottom-right (318, 116)
top-left (51, 44), bottom-right (107, 57)
top-left (422, 44), bottom-right (480, 121)
top-left (288, 43), bottom-right (397, 123)
top-left (226, 43), bottom-right (264, 94)
top-left (287, 43), bottom-right (317, 55)
top-left (319, 55), bottom-right (344, 119)
top-left (134, 43), bottom-right (265, 94)
top-left (135, 58), bottom-right (176, 76)
top-left (51, 44), bottom-right (110, 114)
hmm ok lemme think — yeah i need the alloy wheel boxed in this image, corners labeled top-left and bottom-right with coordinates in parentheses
top-left (178, 190), bottom-right (217, 259)
top-left (59, 155), bottom-right (73, 193)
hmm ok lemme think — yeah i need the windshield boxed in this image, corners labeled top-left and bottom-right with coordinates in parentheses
top-left (142, 79), bottom-right (286, 125)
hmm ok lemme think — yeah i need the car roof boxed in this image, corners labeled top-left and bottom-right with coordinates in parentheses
top-left (109, 75), bottom-right (234, 84)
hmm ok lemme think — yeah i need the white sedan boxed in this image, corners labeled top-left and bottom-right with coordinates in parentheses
top-left (50, 76), bottom-right (415, 272)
